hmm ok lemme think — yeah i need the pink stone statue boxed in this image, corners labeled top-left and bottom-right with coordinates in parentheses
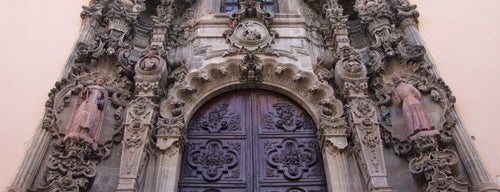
top-left (64, 79), bottom-right (108, 150)
top-left (392, 76), bottom-right (434, 138)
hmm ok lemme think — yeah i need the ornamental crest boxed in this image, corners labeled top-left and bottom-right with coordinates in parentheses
top-left (227, 20), bottom-right (276, 51)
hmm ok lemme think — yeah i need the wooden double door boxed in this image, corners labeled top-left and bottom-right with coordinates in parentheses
top-left (179, 90), bottom-right (327, 192)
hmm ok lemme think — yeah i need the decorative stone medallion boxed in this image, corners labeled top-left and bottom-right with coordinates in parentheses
top-left (228, 20), bottom-right (276, 51)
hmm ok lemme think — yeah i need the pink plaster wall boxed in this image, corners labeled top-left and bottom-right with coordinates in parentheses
top-left (0, 0), bottom-right (88, 190)
top-left (0, 0), bottom-right (498, 190)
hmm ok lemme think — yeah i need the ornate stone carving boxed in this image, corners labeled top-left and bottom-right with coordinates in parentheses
top-left (226, 20), bottom-right (277, 51)
top-left (265, 138), bottom-right (318, 180)
top-left (187, 139), bottom-right (239, 181)
top-left (30, 58), bottom-right (132, 192)
top-left (117, 37), bottom-right (167, 191)
top-left (409, 149), bottom-right (468, 191)
top-left (355, 0), bottom-right (400, 57)
top-left (394, 0), bottom-right (420, 28)
top-left (37, 140), bottom-right (99, 192)
top-left (156, 116), bottom-right (182, 156)
top-left (160, 60), bottom-right (344, 128)
top-left (397, 39), bottom-right (426, 61)
top-left (240, 52), bottom-right (263, 82)
top-left (10, 0), bottom-right (500, 191)
top-left (223, 0), bottom-right (276, 52)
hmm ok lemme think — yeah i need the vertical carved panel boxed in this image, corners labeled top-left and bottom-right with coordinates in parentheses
top-left (255, 92), bottom-right (327, 191)
top-left (179, 92), bottom-right (249, 191)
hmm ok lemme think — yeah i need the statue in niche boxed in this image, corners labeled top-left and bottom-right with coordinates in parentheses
top-left (391, 76), bottom-right (434, 138)
top-left (64, 76), bottom-right (108, 150)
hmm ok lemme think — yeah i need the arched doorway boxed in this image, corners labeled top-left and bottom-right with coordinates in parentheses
top-left (178, 89), bottom-right (327, 191)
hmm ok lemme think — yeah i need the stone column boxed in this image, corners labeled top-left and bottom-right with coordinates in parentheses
top-left (78, 0), bottom-right (108, 46)
top-left (115, 47), bottom-right (167, 192)
top-left (333, 47), bottom-right (392, 191)
top-left (319, 117), bottom-right (351, 192)
top-left (7, 125), bottom-right (51, 192)
top-left (154, 117), bottom-right (183, 192)
top-left (325, 2), bottom-right (393, 191)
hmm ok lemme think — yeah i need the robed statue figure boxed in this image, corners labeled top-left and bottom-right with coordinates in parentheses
top-left (391, 76), bottom-right (434, 138)
top-left (64, 80), bottom-right (108, 150)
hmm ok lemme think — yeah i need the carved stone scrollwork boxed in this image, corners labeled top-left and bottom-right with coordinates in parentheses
top-left (37, 139), bottom-right (99, 192)
top-left (265, 138), bottom-right (318, 180)
top-left (240, 52), bottom-right (263, 82)
top-left (187, 139), bottom-right (239, 181)
top-left (397, 39), bottom-right (426, 61)
top-left (160, 60), bottom-right (344, 128)
top-left (355, 0), bottom-right (400, 57)
top-left (409, 149), bottom-right (469, 191)
top-left (393, 0), bottom-right (420, 28)
top-left (156, 116), bottom-right (182, 156)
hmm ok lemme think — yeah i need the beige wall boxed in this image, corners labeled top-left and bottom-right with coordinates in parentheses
top-left (0, 0), bottom-right (498, 190)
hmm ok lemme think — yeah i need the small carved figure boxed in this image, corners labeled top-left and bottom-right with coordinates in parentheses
top-left (242, 23), bottom-right (262, 41)
top-left (64, 77), bottom-right (108, 150)
top-left (392, 76), bottom-right (434, 137)
top-left (139, 49), bottom-right (159, 71)
top-left (343, 55), bottom-right (363, 73)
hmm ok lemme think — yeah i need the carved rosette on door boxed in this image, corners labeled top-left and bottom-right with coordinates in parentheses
top-left (264, 138), bottom-right (318, 180)
top-left (179, 90), bottom-right (326, 192)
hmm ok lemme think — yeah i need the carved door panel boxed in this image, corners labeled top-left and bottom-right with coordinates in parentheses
top-left (179, 90), bottom-right (326, 192)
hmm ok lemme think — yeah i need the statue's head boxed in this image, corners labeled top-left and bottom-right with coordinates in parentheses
top-left (95, 74), bottom-right (107, 86)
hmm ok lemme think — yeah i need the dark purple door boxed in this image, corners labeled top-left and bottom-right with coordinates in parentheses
top-left (179, 90), bottom-right (327, 192)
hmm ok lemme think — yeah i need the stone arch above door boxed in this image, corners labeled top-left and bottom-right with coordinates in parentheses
top-left (159, 56), bottom-right (346, 137)
top-left (155, 55), bottom-right (352, 191)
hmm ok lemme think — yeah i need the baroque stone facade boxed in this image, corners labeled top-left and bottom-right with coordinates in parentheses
top-left (7, 0), bottom-right (500, 191)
